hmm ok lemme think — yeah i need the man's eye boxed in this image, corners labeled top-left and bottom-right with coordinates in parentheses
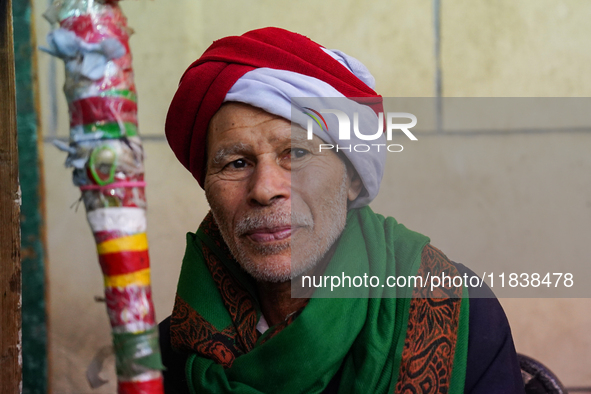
top-left (228, 159), bottom-right (247, 169)
top-left (292, 148), bottom-right (309, 159)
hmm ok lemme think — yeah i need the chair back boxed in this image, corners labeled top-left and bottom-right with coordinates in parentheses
top-left (518, 353), bottom-right (566, 394)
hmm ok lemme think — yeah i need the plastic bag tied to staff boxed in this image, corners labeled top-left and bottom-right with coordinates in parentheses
top-left (42, 1), bottom-right (164, 393)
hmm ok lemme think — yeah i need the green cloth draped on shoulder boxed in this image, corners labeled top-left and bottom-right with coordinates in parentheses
top-left (170, 206), bottom-right (469, 393)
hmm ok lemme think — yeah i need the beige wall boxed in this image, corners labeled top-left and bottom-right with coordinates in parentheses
top-left (34, 0), bottom-right (591, 392)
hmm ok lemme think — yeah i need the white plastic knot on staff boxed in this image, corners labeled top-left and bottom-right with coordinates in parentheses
top-left (86, 345), bottom-right (115, 388)
top-left (40, 28), bottom-right (126, 80)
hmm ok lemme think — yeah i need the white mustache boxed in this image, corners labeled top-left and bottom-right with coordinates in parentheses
top-left (235, 209), bottom-right (313, 236)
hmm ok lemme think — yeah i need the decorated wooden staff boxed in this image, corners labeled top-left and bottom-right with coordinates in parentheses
top-left (42, 0), bottom-right (164, 392)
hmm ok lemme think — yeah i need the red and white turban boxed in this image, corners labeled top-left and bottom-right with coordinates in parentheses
top-left (166, 27), bottom-right (386, 207)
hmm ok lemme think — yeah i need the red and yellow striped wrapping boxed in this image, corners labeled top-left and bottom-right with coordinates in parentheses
top-left (98, 232), bottom-right (155, 331)
top-left (94, 224), bottom-right (163, 392)
top-left (88, 208), bottom-right (164, 392)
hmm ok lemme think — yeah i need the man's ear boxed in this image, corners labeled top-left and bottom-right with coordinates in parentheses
top-left (347, 167), bottom-right (363, 202)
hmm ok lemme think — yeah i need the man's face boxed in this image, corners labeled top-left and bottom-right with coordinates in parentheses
top-left (204, 102), bottom-right (361, 283)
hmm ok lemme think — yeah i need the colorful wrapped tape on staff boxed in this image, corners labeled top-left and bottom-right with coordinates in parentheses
top-left (42, 1), bottom-right (164, 393)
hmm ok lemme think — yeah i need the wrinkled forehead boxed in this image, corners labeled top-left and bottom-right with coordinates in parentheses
top-left (205, 103), bottom-right (291, 164)
top-left (208, 102), bottom-right (283, 134)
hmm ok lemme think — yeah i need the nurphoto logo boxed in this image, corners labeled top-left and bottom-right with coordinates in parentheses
top-left (304, 107), bottom-right (418, 153)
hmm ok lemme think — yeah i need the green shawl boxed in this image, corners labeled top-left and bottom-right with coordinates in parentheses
top-left (170, 206), bottom-right (469, 393)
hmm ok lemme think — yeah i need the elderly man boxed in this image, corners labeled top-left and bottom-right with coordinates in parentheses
top-left (159, 28), bottom-right (524, 394)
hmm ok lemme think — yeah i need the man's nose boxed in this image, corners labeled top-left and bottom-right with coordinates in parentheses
top-left (247, 158), bottom-right (290, 206)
